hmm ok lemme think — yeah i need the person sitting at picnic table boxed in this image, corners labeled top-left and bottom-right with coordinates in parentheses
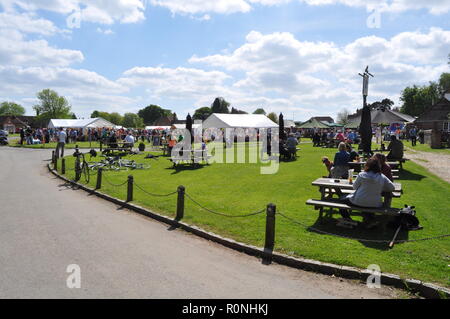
top-left (373, 153), bottom-right (393, 182)
top-left (335, 130), bottom-right (345, 143)
top-left (337, 158), bottom-right (395, 222)
top-left (123, 131), bottom-right (135, 149)
top-left (346, 143), bottom-right (359, 162)
top-left (108, 131), bottom-right (118, 148)
top-left (330, 142), bottom-right (350, 179)
top-left (386, 135), bottom-right (404, 160)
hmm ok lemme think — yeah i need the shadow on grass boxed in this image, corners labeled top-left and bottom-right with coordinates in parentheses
top-left (166, 163), bottom-right (207, 175)
top-left (398, 169), bottom-right (427, 181)
top-left (307, 215), bottom-right (409, 251)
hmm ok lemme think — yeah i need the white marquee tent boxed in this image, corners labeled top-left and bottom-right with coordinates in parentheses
top-left (48, 117), bottom-right (115, 129)
top-left (202, 113), bottom-right (278, 129)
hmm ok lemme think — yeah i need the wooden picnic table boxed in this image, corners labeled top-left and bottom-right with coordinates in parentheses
top-left (169, 149), bottom-right (211, 167)
top-left (312, 177), bottom-right (402, 209)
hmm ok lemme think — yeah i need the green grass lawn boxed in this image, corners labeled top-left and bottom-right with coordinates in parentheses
top-left (57, 141), bottom-right (450, 288)
top-left (405, 143), bottom-right (450, 155)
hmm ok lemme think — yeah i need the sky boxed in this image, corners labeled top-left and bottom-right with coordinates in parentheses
top-left (0, 0), bottom-right (449, 122)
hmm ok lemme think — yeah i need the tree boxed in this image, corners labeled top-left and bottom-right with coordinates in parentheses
top-left (211, 97), bottom-right (230, 114)
top-left (336, 108), bottom-right (351, 125)
top-left (230, 107), bottom-right (247, 114)
top-left (253, 108), bottom-right (266, 115)
top-left (193, 106), bottom-right (212, 120)
top-left (438, 73), bottom-right (450, 95)
top-left (0, 102), bottom-right (26, 116)
top-left (400, 82), bottom-right (440, 116)
top-left (267, 112), bottom-right (278, 124)
top-left (137, 104), bottom-right (172, 125)
top-left (122, 113), bottom-right (144, 128)
top-left (33, 89), bottom-right (72, 121)
top-left (107, 112), bottom-right (122, 125)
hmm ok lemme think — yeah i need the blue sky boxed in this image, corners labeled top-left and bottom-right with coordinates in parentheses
top-left (0, 0), bottom-right (449, 121)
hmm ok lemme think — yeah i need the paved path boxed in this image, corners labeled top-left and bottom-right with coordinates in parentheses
top-left (405, 148), bottom-right (450, 183)
top-left (0, 147), bottom-right (400, 299)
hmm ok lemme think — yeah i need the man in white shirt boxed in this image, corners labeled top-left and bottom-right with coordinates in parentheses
top-left (55, 127), bottom-right (67, 158)
top-left (124, 131), bottom-right (135, 149)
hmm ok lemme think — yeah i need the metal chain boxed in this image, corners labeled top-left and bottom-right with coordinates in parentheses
top-left (102, 173), bottom-right (128, 187)
top-left (134, 182), bottom-right (177, 197)
top-left (185, 193), bottom-right (266, 218)
top-left (277, 212), bottom-right (450, 244)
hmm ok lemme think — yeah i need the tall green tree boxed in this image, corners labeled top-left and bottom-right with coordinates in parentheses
top-left (400, 82), bottom-right (440, 116)
top-left (193, 106), bottom-right (212, 120)
top-left (438, 73), bottom-right (450, 95)
top-left (108, 112), bottom-right (123, 125)
top-left (122, 113), bottom-right (144, 128)
top-left (33, 89), bottom-right (72, 121)
top-left (267, 112), bottom-right (278, 124)
top-left (253, 108), bottom-right (266, 115)
top-left (211, 97), bottom-right (230, 114)
top-left (137, 104), bottom-right (172, 125)
top-left (0, 102), bottom-right (26, 116)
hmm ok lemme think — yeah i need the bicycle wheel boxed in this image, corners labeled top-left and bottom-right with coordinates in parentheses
top-left (82, 162), bottom-right (90, 183)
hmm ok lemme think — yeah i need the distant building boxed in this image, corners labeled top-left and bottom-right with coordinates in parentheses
top-left (311, 116), bottom-right (334, 124)
top-left (415, 93), bottom-right (450, 132)
top-left (153, 114), bottom-right (185, 126)
top-left (0, 115), bottom-right (38, 133)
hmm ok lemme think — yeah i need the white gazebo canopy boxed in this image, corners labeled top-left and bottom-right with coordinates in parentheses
top-left (202, 113), bottom-right (278, 129)
top-left (48, 117), bottom-right (115, 129)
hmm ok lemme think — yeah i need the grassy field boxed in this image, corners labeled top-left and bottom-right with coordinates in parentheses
top-left (57, 141), bottom-right (450, 287)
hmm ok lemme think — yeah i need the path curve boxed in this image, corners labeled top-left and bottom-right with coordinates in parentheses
top-left (0, 147), bottom-right (400, 298)
top-left (405, 148), bottom-right (450, 183)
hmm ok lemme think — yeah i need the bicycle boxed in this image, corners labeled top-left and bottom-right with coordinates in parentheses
top-left (73, 147), bottom-right (97, 183)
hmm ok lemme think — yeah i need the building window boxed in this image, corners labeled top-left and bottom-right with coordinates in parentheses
top-left (444, 122), bottom-right (450, 132)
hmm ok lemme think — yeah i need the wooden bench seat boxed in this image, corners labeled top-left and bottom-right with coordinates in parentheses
top-left (306, 199), bottom-right (400, 216)
top-left (324, 188), bottom-right (401, 198)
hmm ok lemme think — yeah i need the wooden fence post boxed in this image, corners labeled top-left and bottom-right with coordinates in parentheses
top-left (176, 185), bottom-right (185, 221)
top-left (61, 158), bottom-right (66, 174)
top-left (96, 168), bottom-right (103, 190)
top-left (127, 175), bottom-right (133, 202)
top-left (264, 203), bottom-right (276, 251)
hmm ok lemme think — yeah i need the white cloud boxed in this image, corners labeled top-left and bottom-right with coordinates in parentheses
top-left (190, 28), bottom-right (450, 118)
top-left (0, 29), bottom-right (84, 67)
top-left (0, 0), bottom-right (146, 25)
top-left (119, 66), bottom-right (231, 100)
top-left (0, 11), bottom-right (63, 36)
top-left (96, 27), bottom-right (114, 35)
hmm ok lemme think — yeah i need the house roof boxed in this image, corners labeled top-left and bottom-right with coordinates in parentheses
top-left (415, 98), bottom-right (450, 123)
top-left (298, 118), bottom-right (330, 129)
top-left (312, 116), bottom-right (334, 123)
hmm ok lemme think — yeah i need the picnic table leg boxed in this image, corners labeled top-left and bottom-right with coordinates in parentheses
top-left (319, 187), bottom-right (325, 219)
top-left (383, 193), bottom-right (393, 208)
